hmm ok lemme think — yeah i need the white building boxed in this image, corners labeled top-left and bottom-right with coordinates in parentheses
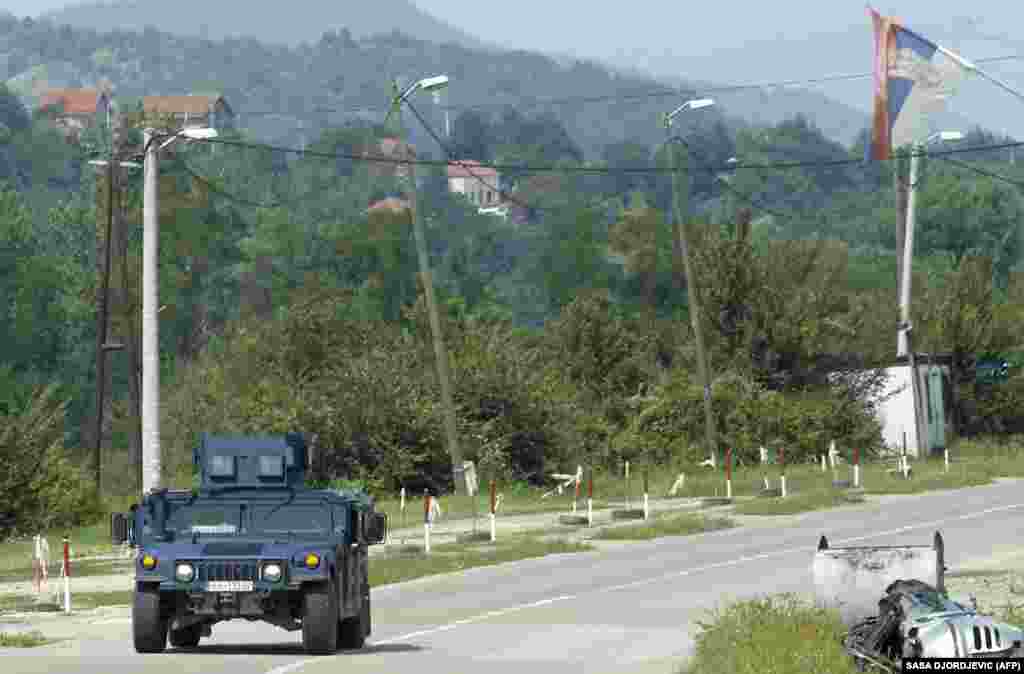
top-left (447, 160), bottom-right (501, 208)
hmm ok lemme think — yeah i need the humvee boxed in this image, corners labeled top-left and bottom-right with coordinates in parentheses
top-left (111, 433), bottom-right (387, 655)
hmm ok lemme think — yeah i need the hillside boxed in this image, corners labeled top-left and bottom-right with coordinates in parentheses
top-left (41, 0), bottom-right (489, 49)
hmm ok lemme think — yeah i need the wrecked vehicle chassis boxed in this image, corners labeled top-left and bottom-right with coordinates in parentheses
top-left (842, 578), bottom-right (1024, 671)
top-left (812, 533), bottom-right (1024, 671)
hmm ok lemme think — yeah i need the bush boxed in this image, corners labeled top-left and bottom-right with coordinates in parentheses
top-left (632, 369), bottom-right (883, 466)
top-left (0, 385), bottom-right (102, 541)
top-left (161, 287), bottom-right (570, 495)
top-left (680, 595), bottom-right (858, 674)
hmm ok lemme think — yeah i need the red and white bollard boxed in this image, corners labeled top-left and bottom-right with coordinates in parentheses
top-left (423, 492), bottom-right (431, 554)
top-left (587, 472), bottom-right (594, 526)
top-left (62, 536), bottom-right (71, 614)
top-left (642, 469), bottom-right (649, 520)
top-left (779, 447), bottom-right (787, 498)
top-left (725, 448), bottom-right (733, 499)
top-left (573, 474), bottom-right (580, 514)
top-left (489, 480), bottom-right (497, 542)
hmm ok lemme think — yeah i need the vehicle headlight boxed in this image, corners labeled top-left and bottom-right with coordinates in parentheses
top-left (174, 563), bottom-right (194, 582)
top-left (304, 553), bottom-right (320, 569)
top-left (141, 553), bottom-right (158, 570)
top-left (263, 563), bottom-right (283, 582)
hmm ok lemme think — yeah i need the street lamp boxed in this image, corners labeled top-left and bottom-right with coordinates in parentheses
top-left (387, 75), bottom-right (470, 495)
top-left (899, 129), bottom-right (962, 458)
top-left (141, 126), bottom-right (218, 496)
top-left (662, 98), bottom-right (717, 467)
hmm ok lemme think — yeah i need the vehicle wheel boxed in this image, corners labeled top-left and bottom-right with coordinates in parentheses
top-left (132, 586), bottom-right (168, 653)
top-left (169, 624), bottom-right (202, 648)
top-left (338, 591), bottom-right (369, 650)
top-left (302, 581), bottom-right (339, 654)
top-left (338, 613), bottom-right (365, 650)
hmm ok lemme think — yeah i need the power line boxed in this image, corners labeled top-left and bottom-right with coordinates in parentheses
top-left (234, 54), bottom-right (1024, 118)
top-left (935, 155), bottom-right (1024, 189)
top-left (188, 134), bottom-right (1024, 176)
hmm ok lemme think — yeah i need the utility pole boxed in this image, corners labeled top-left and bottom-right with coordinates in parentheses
top-left (142, 128), bottom-right (162, 495)
top-left (92, 145), bottom-right (115, 497)
top-left (900, 143), bottom-right (928, 458)
top-left (389, 78), bottom-right (465, 493)
top-left (667, 138), bottom-right (717, 468)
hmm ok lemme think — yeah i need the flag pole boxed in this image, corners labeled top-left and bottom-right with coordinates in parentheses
top-left (937, 45), bottom-right (1024, 104)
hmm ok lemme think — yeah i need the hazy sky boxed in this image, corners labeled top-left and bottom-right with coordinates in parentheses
top-left (6, 0), bottom-right (1024, 135)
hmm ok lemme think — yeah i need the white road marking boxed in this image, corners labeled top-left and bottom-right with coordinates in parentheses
top-left (266, 501), bottom-right (1024, 674)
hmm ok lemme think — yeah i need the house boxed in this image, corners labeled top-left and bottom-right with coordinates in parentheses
top-left (366, 197), bottom-right (411, 214)
top-left (363, 136), bottom-right (417, 179)
top-left (447, 160), bottom-right (501, 207)
top-left (141, 94), bottom-right (234, 131)
top-left (37, 88), bottom-right (112, 139)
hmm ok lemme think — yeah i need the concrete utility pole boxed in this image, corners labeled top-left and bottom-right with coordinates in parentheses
top-left (142, 128), bottom-right (162, 495)
top-left (663, 98), bottom-right (717, 467)
top-left (140, 125), bottom-right (217, 495)
top-left (388, 75), bottom-right (466, 493)
top-left (898, 131), bottom-right (962, 456)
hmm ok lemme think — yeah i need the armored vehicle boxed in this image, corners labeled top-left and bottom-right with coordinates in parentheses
top-left (111, 433), bottom-right (387, 655)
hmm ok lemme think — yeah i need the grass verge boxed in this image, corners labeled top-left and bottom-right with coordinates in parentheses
top-left (0, 630), bottom-right (54, 648)
top-left (369, 535), bottom-right (592, 587)
top-left (0, 590), bottom-right (132, 615)
top-left (676, 594), bottom-right (859, 674)
top-left (733, 488), bottom-right (861, 516)
top-left (591, 513), bottom-right (734, 541)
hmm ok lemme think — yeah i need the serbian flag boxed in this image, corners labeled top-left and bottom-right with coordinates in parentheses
top-left (867, 6), bottom-right (972, 160)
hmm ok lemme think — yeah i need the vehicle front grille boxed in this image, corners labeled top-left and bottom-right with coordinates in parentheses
top-left (192, 560), bottom-right (259, 583)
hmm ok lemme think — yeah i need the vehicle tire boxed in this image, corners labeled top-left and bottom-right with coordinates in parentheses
top-left (169, 624), bottom-right (202, 648)
top-left (337, 613), bottom-right (365, 650)
top-left (132, 585), bottom-right (168, 653)
top-left (302, 581), bottom-right (339, 655)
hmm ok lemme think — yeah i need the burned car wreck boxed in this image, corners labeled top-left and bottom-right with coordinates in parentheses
top-left (843, 578), bottom-right (1024, 670)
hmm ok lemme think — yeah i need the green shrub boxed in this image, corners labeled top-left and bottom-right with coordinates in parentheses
top-left (680, 595), bottom-right (858, 674)
top-left (0, 385), bottom-right (102, 541)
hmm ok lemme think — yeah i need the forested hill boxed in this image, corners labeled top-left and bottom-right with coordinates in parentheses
top-left (4, 11), bottom-right (876, 155)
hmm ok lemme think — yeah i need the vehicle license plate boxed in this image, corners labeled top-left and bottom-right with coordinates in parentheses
top-left (207, 581), bottom-right (253, 592)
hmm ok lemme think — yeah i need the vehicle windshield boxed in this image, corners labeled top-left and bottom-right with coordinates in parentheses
top-left (250, 505), bottom-right (331, 536)
top-left (166, 504), bottom-right (242, 537)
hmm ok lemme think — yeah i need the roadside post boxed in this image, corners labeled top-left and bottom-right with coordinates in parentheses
top-left (779, 447), bottom-right (787, 498)
top-left (624, 460), bottom-right (631, 509)
top-left (587, 470), bottom-right (594, 526)
top-left (62, 536), bottom-right (71, 613)
top-left (725, 447), bottom-right (733, 499)
top-left (853, 447), bottom-right (861, 488)
top-left (489, 479), bottom-right (497, 542)
top-left (400, 487), bottom-right (406, 544)
top-left (944, 447), bottom-right (950, 473)
top-left (573, 471), bottom-right (580, 514)
top-left (643, 468), bottom-right (650, 520)
top-left (423, 490), bottom-right (431, 554)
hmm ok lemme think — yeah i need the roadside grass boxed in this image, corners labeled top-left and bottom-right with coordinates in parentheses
top-left (733, 488), bottom-right (860, 516)
top-left (0, 590), bottom-right (132, 615)
top-left (0, 557), bottom-right (133, 584)
top-left (0, 630), bottom-right (55, 648)
top-left (369, 534), bottom-right (593, 587)
top-left (591, 513), bottom-right (734, 541)
top-left (675, 594), bottom-right (859, 674)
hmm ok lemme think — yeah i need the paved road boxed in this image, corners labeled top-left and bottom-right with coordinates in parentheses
top-left (4, 479), bottom-right (1023, 674)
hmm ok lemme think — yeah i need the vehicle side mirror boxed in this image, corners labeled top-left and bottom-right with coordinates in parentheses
top-left (365, 513), bottom-right (387, 545)
top-left (111, 512), bottom-right (130, 545)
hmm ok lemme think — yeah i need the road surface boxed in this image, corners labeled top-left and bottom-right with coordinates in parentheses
top-left (3, 478), bottom-right (1023, 674)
